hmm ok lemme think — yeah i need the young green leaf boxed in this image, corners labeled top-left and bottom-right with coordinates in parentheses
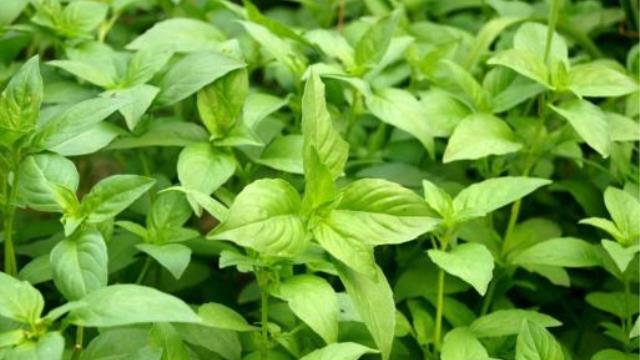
top-left (366, 88), bottom-right (435, 156)
top-left (568, 62), bottom-right (638, 98)
top-left (50, 229), bottom-right (108, 301)
top-left (443, 114), bottom-right (522, 163)
top-left (549, 98), bottom-right (611, 158)
top-left (470, 309), bottom-right (562, 338)
top-left (511, 237), bottom-right (602, 268)
top-left (441, 327), bottom-right (490, 360)
top-left (207, 178), bottom-right (307, 257)
top-left (600, 240), bottom-right (639, 273)
top-left (328, 178), bottom-right (440, 246)
top-left (0, 56), bottom-right (43, 146)
top-left (34, 96), bottom-right (128, 152)
top-left (603, 187), bottom-right (640, 245)
top-left (488, 49), bottom-right (551, 87)
top-left (586, 292), bottom-right (640, 318)
top-left (126, 18), bottom-right (225, 52)
top-left (272, 274), bottom-right (339, 344)
top-left (0, 272), bottom-right (44, 324)
top-left (198, 302), bottom-right (257, 332)
top-left (4, 331), bottom-right (64, 360)
top-left (137, 243), bottom-right (192, 279)
top-left (515, 320), bottom-right (565, 360)
top-left (177, 143), bottom-right (236, 198)
top-left (301, 71), bottom-right (349, 178)
top-left (67, 284), bottom-right (202, 327)
top-left (16, 153), bottom-right (79, 212)
top-left (197, 69), bottom-right (248, 140)
top-left (123, 47), bottom-right (174, 87)
top-left (156, 51), bottom-right (246, 106)
top-left (336, 263), bottom-right (395, 360)
top-left (80, 174), bottom-right (156, 223)
top-left (428, 243), bottom-right (495, 295)
top-left (300, 342), bottom-right (377, 360)
top-left (453, 177), bottom-right (551, 220)
top-left (354, 10), bottom-right (400, 71)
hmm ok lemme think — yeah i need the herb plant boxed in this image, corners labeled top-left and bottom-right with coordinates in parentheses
top-left (0, 0), bottom-right (639, 359)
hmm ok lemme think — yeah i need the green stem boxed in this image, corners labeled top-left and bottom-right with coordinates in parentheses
top-left (623, 277), bottom-right (632, 351)
top-left (257, 270), bottom-right (270, 360)
top-left (98, 13), bottom-right (119, 43)
top-left (433, 230), bottom-right (454, 353)
top-left (136, 256), bottom-right (152, 284)
top-left (433, 267), bottom-right (446, 352)
top-left (71, 326), bottom-right (84, 360)
top-left (3, 150), bottom-right (21, 277)
top-left (480, 275), bottom-right (497, 315)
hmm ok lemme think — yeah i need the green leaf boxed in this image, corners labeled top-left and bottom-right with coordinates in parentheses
top-left (513, 22), bottom-right (568, 68)
top-left (163, 186), bottom-right (229, 220)
top-left (177, 143), bottom-right (236, 199)
top-left (301, 71), bottom-right (349, 178)
top-left (148, 323), bottom-right (190, 360)
top-left (354, 11), bottom-right (400, 71)
top-left (488, 49), bottom-right (550, 87)
top-left (207, 179), bottom-right (307, 257)
top-left (123, 47), bottom-right (173, 87)
top-left (549, 98), bottom-right (611, 157)
top-left (126, 18), bottom-right (225, 52)
top-left (0, 272), bottom-right (44, 324)
top-left (601, 240), bottom-right (639, 273)
top-left (198, 302), bottom-right (257, 332)
top-left (336, 263), bottom-right (395, 360)
top-left (464, 16), bottom-right (524, 69)
top-left (453, 177), bottom-right (551, 220)
top-left (300, 342), bottom-right (377, 360)
top-left (312, 221), bottom-right (377, 277)
top-left (428, 243), bottom-right (495, 295)
top-left (273, 274), bottom-right (339, 344)
top-left (305, 29), bottom-right (355, 69)
top-left (604, 187), bottom-right (640, 245)
top-left (197, 69), bottom-right (248, 139)
top-left (47, 122), bottom-right (122, 156)
top-left (586, 292), bottom-right (640, 318)
top-left (470, 309), bottom-right (562, 338)
top-left (443, 114), bottom-right (522, 163)
top-left (418, 89), bottom-right (470, 137)
top-left (67, 284), bottom-right (201, 327)
top-left (0, 0), bottom-right (27, 26)
top-left (16, 153), bottom-right (79, 212)
top-left (568, 62), bottom-right (638, 98)
top-left (328, 178), bottom-right (440, 245)
top-left (50, 229), bottom-right (108, 301)
top-left (34, 96), bottom-right (127, 152)
top-left (515, 320), bottom-right (565, 360)
top-left (79, 328), bottom-right (154, 360)
top-left (432, 60), bottom-right (492, 112)
top-left (255, 135), bottom-right (304, 174)
top-left (239, 20), bottom-right (305, 74)
top-left (302, 146), bottom-right (336, 211)
top-left (156, 51), bottom-right (246, 106)
top-left (104, 84), bottom-right (159, 131)
top-left (173, 323), bottom-right (241, 360)
top-left (5, 331), bottom-right (64, 360)
top-left (0, 56), bottom-right (43, 146)
top-left (81, 174), bottom-right (156, 223)
top-left (441, 327), bottom-right (490, 360)
top-left (592, 349), bottom-right (637, 360)
top-left (59, 1), bottom-right (108, 37)
top-left (137, 243), bottom-right (192, 279)
top-left (422, 179), bottom-right (453, 218)
top-left (148, 191), bottom-right (193, 232)
top-left (512, 237), bottom-right (602, 268)
top-left (366, 88), bottom-right (435, 155)
top-left (579, 217), bottom-right (624, 243)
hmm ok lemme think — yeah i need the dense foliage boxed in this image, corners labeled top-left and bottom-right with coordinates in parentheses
top-left (0, 0), bottom-right (639, 359)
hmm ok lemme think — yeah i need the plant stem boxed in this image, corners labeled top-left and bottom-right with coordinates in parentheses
top-left (136, 256), bottom-right (152, 284)
top-left (433, 230), bottom-right (454, 353)
top-left (623, 276), bottom-right (632, 351)
top-left (257, 270), bottom-right (270, 360)
top-left (480, 275), bottom-right (497, 315)
top-left (71, 326), bottom-right (84, 360)
top-left (3, 150), bottom-right (21, 277)
top-left (433, 266), bottom-right (446, 351)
